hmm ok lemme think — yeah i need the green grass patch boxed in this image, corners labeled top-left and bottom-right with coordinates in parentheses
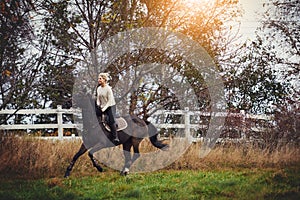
top-left (0, 167), bottom-right (299, 200)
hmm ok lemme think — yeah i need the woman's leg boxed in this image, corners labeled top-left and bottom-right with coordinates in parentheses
top-left (105, 106), bottom-right (119, 143)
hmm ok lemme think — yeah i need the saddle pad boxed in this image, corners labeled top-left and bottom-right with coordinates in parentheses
top-left (104, 117), bottom-right (128, 132)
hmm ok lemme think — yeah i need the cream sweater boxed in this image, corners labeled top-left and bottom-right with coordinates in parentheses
top-left (96, 85), bottom-right (116, 112)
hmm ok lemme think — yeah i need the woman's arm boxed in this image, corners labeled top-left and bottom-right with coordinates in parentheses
top-left (101, 86), bottom-right (115, 112)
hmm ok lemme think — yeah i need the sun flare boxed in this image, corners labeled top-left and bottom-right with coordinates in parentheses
top-left (182, 0), bottom-right (211, 5)
top-left (183, 0), bottom-right (210, 3)
top-left (180, 0), bottom-right (214, 9)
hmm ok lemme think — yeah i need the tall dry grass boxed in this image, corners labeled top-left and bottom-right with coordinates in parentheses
top-left (0, 136), bottom-right (93, 179)
top-left (168, 141), bottom-right (300, 170)
top-left (0, 136), bottom-right (299, 179)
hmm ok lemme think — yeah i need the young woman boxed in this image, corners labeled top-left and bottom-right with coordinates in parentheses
top-left (96, 72), bottom-right (119, 143)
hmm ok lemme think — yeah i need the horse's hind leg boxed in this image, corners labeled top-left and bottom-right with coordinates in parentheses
top-left (130, 139), bottom-right (142, 166)
top-left (120, 141), bottom-right (132, 176)
top-left (64, 143), bottom-right (87, 178)
top-left (121, 139), bottom-right (141, 176)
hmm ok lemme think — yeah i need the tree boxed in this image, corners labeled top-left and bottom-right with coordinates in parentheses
top-left (261, 0), bottom-right (299, 86)
top-left (223, 0), bottom-right (299, 144)
top-left (99, 0), bottom-right (242, 118)
top-left (226, 37), bottom-right (290, 114)
top-left (0, 0), bottom-right (43, 124)
top-left (225, 0), bottom-right (299, 114)
top-left (259, 0), bottom-right (299, 145)
top-left (34, 0), bottom-right (80, 109)
top-left (34, 0), bottom-right (242, 118)
top-left (1, 0), bottom-right (243, 128)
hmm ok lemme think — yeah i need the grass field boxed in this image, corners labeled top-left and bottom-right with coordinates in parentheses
top-left (0, 168), bottom-right (299, 200)
top-left (0, 136), bottom-right (299, 199)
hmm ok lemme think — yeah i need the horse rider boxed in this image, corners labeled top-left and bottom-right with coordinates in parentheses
top-left (95, 72), bottom-right (120, 144)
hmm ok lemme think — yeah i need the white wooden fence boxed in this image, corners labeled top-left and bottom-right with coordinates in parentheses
top-left (0, 106), bottom-right (273, 141)
top-left (0, 106), bottom-right (82, 139)
top-left (152, 108), bottom-right (273, 142)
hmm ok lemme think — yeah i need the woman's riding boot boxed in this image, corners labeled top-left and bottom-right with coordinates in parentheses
top-left (110, 123), bottom-right (120, 144)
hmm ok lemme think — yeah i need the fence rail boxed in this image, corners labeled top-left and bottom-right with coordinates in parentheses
top-left (0, 106), bottom-right (82, 139)
top-left (153, 109), bottom-right (273, 142)
top-left (0, 106), bottom-right (273, 141)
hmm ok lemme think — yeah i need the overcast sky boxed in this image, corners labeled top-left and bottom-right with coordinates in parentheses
top-left (238, 0), bottom-right (266, 41)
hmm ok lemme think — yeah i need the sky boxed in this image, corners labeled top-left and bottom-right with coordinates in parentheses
top-left (182, 0), bottom-right (266, 43)
top-left (238, 0), bottom-right (266, 41)
top-left (239, 0), bottom-right (299, 89)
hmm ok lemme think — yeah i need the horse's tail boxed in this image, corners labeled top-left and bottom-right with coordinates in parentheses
top-left (146, 121), bottom-right (169, 150)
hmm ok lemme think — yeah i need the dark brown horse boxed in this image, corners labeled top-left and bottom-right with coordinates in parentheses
top-left (64, 94), bottom-right (168, 177)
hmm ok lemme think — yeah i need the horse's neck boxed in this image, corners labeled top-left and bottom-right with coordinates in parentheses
top-left (81, 104), bottom-right (97, 127)
top-left (81, 107), bottom-right (107, 134)
top-left (79, 103), bottom-right (113, 147)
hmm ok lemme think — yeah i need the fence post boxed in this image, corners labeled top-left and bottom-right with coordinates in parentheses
top-left (184, 107), bottom-right (191, 141)
top-left (57, 105), bottom-right (63, 139)
top-left (240, 110), bottom-right (246, 140)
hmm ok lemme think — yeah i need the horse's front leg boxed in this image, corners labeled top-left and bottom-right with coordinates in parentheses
top-left (88, 146), bottom-right (104, 172)
top-left (64, 143), bottom-right (87, 178)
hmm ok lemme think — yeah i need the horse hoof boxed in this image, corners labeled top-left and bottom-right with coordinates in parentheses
top-left (162, 145), bottom-right (169, 151)
top-left (64, 170), bottom-right (70, 178)
top-left (120, 171), bottom-right (128, 176)
top-left (96, 166), bottom-right (103, 172)
top-left (120, 168), bottom-right (129, 176)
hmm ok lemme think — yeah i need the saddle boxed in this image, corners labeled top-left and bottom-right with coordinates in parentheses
top-left (103, 117), bottom-right (128, 132)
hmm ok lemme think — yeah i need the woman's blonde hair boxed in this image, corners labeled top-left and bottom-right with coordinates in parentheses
top-left (98, 73), bottom-right (111, 82)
